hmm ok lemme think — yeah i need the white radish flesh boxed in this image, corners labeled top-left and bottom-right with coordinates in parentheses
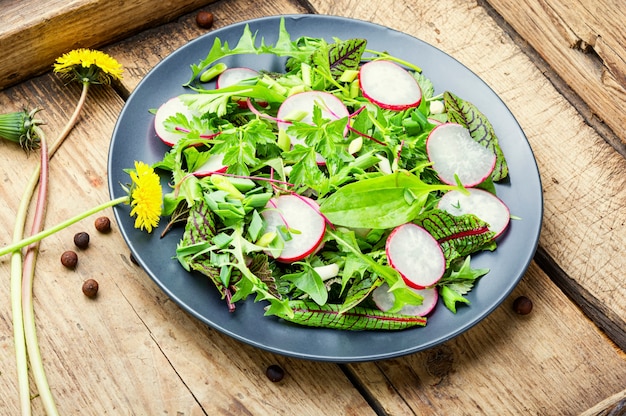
top-left (192, 154), bottom-right (227, 177)
top-left (154, 96), bottom-right (198, 146)
top-left (216, 67), bottom-right (259, 89)
top-left (358, 60), bottom-right (422, 111)
top-left (426, 123), bottom-right (496, 187)
top-left (438, 188), bottom-right (511, 238)
top-left (276, 91), bottom-right (350, 146)
top-left (386, 223), bottom-right (445, 289)
top-left (372, 282), bottom-right (439, 317)
top-left (262, 195), bottom-right (326, 263)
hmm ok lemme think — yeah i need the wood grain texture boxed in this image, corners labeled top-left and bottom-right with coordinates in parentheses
top-left (346, 263), bottom-right (626, 415)
top-left (0, 0), bottom-right (219, 90)
top-left (483, 0), bottom-right (626, 152)
top-left (0, 67), bottom-right (373, 416)
top-left (1, 0), bottom-right (625, 414)
top-left (308, 0), bottom-right (626, 352)
top-left (0, 3), bottom-right (373, 414)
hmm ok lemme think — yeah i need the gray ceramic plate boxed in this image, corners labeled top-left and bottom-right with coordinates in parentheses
top-left (108, 15), bottom-right (542, 362)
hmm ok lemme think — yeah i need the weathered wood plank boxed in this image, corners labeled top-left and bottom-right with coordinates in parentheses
top-left (345, 263), bottom-right (626, 415)
top-left (483, 0), bottom-right (626, 152)
top-left (0, 3), bottom-right (376, 414)
top-left (0, 69), bottom-right (373, 416)
top-left (307, 0), bottom-right (626, 350)
top-left (579, 388), bottom-right (626, 416)
top-left (0, 0), bottom-right (219, 90)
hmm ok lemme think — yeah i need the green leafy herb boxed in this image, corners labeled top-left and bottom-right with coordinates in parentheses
top-left (319, 169), bottom-right (465, 229)
top-left (438, 256), bottom-right (490, 313)
top-left (273, 300), bottom-right (427, 330)
top-left (443, 91), bottom-right (509, 181)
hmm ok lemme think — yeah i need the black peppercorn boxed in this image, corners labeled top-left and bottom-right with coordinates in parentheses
top-left (74, 231), bottom-right (90, 249)
top-left (265, 364), bottom-right (285, 382)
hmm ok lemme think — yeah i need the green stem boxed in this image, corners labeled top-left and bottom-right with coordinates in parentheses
top-left (9, 81), bottom-right (90, 415)
top-left (22, 81), bottom-right (89, 416)
top-left (1, 196), bottom-right (128, 257)
top-left (363, 49), bottom-right (422, 73)
top-left (22, 132), bottom-right (59, 416)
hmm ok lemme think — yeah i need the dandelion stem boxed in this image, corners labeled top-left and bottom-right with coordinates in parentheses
top-left (22, 132), bottom-right (59, 416)
top-left (3, 196), bottom-right (129, 258)
top-left (10, 81), bottom-right (88, 415)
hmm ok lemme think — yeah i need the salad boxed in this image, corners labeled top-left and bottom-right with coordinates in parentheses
top-left (149, 18), bottom-right (511, 331)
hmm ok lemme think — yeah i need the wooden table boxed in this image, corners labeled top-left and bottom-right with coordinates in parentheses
top-left (1, 0), bottom-right (625, 414)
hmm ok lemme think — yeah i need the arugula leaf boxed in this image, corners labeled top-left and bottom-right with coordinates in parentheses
top-left (186, 18), bottom-right (319, 87)
top-left (282, 265), bottom-right (328, 305)
top-left (437, 256), bottom-right (490, 313)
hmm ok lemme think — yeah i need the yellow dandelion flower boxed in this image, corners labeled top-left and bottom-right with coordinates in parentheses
top-left (129, 161), bottom-right (163, 233)
top-left (53, 48), bottom-right (123, 84)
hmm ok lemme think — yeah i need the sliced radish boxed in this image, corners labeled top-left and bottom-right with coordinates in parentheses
top-left (276, 91), bottom-right (350, 146)
top-left (358, 60), bottom-right (422, 111)
top-left (372, 282), bottom-right (439, 317)
top-left (192, 153), bottom-right (228, 177)
top-left (261, 195), bottom-right (326, 262)
top-left (216, 67), bottom-right (259, 89)
top-left (438, 188), bottom-right (511, 238)
top-left (386, 223), bottom-right (445, 289)
top-left (154, 96), bottom-right (214, 146)
top-left (154, 97), bottom-right (192, 146)
top-left (426, 123), bottom-right (496, 187)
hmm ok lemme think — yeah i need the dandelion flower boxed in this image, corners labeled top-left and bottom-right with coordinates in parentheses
top-left (0, 161), bottom-right (163, 257)
top-left (129, 161), bottom-right (163, 233)
top-left (53, 48), bottom-right (123, 84)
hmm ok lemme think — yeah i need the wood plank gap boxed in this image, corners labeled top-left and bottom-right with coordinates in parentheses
top-left (338, 364), bottom-right (404, 416)
top-left (534, 246), bottom-right (626, 352)
top-left (294, 0), bottom-right (317, 14)
top-left (477, 0), bottom-right (626, 160)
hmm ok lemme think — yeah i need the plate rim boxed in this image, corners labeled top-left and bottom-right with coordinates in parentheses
top-left (107, 14), bottom-right (543, 362)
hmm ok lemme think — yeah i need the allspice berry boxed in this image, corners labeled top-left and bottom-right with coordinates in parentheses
top-left (94, 216), bottom-right (111, 233)
top-left (61, 250), bottom-right (78, 269)
top-left (196, 11), bottom-right (214, 29)
top-left (74, 231), bottom-right (90, 249)
top-left (82, 279), bottom-right (99, 298)
top-left (513, 296), bottom-right (533, 315)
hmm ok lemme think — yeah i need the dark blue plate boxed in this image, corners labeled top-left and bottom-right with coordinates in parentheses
top-left (108, 15), bottom-right (542, 362)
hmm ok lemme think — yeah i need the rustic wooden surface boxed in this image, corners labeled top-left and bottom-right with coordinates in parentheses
top-left (1, 0), bottom-right (625, 414)
top-left (484, 0), bottom-right (626, 155)
top-left (0, 0), bottom-right (218, 90)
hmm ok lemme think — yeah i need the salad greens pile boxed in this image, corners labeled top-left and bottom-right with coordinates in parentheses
top-left (151, 18), bottom-right (509, 330)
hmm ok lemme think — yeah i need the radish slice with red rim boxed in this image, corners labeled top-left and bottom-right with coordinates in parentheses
top-left (154, 96), bottom-right (215, 146)
top-left (372, 282), bottom-right (439, 317)
top-left (216, 67), bottom-right (259, 89)
top-left (192, 153), bottom-right (228, 177)
top-left (438, 188), bottom-right (511, 238)
top-left (426, 123), bottom-right (496, 187)
top-left (261, 195), bottom-right (326, 263)
top-left (386, 223), bottom-right (445, 289)
top-left (154, 97), bottom-right (198, 146)
top-left (358, 60), bottom-right (422, 111)
top-left (276, 91), bottom-right (350, 146)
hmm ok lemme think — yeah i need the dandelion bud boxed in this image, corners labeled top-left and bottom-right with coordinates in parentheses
top-left (0, 108), bottom-right (44, 152)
